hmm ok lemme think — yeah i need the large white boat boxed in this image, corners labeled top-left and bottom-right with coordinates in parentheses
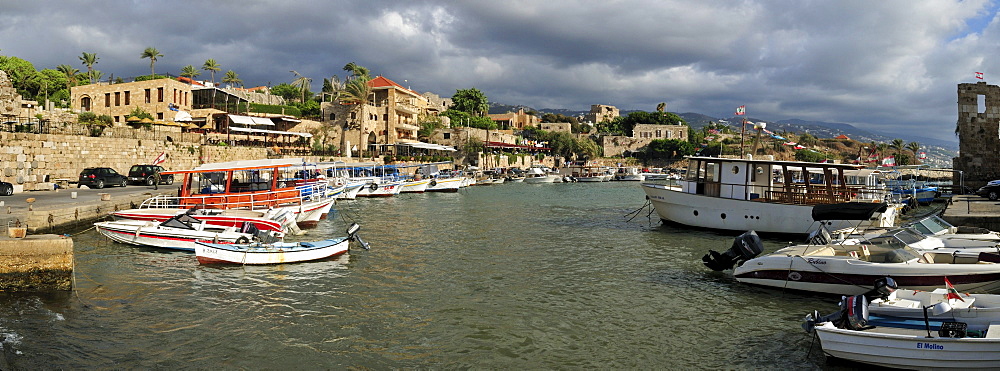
top-left (523, 167), bottom-right (557, 184)
top-left (641, 156), bottom-right (899, 235)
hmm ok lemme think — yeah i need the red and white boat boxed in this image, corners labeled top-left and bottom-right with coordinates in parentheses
top-left (96, 213), bottom-right (275, 252)
top-left (194, 223), bottom-right (368, 265)
top-left (118, 158), bottom-right (336, 229)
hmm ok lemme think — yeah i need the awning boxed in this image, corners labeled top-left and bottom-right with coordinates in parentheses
top-left (229, 126), bottom-right (313, 138)
top-left (174, 111), bottom-right (193, 122)
top-left (398, 142), bottom-right (456, 151)
top-left (228, 114), bottom-right (275, 126)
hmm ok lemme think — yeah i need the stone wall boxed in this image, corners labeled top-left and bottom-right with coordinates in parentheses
top-left (0, 131), bottom-right (275, 192)
top-left (954, 82), bottom-right (1000, 188)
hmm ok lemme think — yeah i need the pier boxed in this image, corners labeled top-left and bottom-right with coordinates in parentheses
top-left (941, 194), bottom-right (1000, 230)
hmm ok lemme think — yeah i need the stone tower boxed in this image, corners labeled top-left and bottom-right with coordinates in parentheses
top-left (0, 70), bottom-right (21, 120)
top-left (954, 82), bottom-right (1000, 187)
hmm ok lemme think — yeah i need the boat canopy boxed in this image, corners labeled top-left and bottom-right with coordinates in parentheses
top-left (811, 202), bottom-right (888, 221)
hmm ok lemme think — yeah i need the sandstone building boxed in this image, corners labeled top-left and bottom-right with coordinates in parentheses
top-left (954, 81), bottom-right (1000, 187)
top-left (320, 76), bottom-right (431, 156)
top-left (488, 108), bottom-right (539, 130)
top-left (601, 123), bottom-right (689, 157)
top-left (583, 104), bottom-right (619, 124)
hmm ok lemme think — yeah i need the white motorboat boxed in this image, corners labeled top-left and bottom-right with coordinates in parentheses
top-left (355, 180), bottom-right (403, 197)
top-left (704, 227), bottom-right (1000, 296)
top-left (400, 178), bottom-right (431, 193)
top-left (426, 176), bottom-right (464, 192)
top-left (523, 167), bottom-right (557, 184)
top-left (641, 156), bottom-right (900, 235)
top-left (803, 294), bottom-right (1000, 369)
top-left (113, 206), bottom-right (296, 234)
top-left (195, 223), bottom-right (367, 265)
top-left (96, 214), bottom-right (278, 252)
top-left (870, 285), bottom-right (1000, 331)
top-left (614, 167), bottom-right (645, 181)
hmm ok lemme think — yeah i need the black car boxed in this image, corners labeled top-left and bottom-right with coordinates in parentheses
top-left (976, 183), bottom-right (1000, 200)
top-left (78, 167), bottom-right (128, 189)
top-left (0, 181), bottom-right (12, 196)
top-left (127, 165), bottom-right (174, 186)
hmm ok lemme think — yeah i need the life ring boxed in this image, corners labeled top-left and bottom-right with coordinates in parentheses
top-left (369, 183), bottom-right (378, 191)
top-left (236, 236), bottom-right (250, 244)
top-left (430, 180), bottom-right (437, 187)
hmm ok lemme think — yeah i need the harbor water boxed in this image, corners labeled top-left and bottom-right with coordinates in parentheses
top-left (0, 181), bottom-right (848, 369)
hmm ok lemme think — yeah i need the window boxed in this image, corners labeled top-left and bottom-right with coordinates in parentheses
top-left (124, 91), bottom-right (130, 105)
top-left (157, 87), bottom-right (163, 102)
top-left (145, 89), bottom-right (151, 103)
top-left (443, 133), bottom-right (451, 139)
top-left (350, 112), bottom-right (356, 119)
top-left (114, 92), bottom-right (120, 106)
top-left (114, 115), bottom-right (120, 122)
top-left (157, 112), bottom-right (163, 120)
top-left (105, 93), bottom-right (111, 107)
top-left (656, 130), bottom-right (662, 138)
top-left (329, 113), bottom-right (336, 120)
top-left (383, 114), bottom-right (388, 121)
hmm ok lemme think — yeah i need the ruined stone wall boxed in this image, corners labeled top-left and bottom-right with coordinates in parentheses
top-left (954, 82), bottom-right (1000, 187)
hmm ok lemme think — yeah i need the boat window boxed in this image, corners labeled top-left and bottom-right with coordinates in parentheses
top-left (231, 169), bottom-right (273, 192)
top-left (731, 165), bottom-right (740, 174)
top-left (913, 217), bottom-right (951, 235)
top-left (892, 229), bottom-right (926, 245)
top-left (195, 171), bottom-right (227, 194)
top-left (863, 242), bottom-right (922, 263)
top-left (705, 162), bottom-right (718, 182)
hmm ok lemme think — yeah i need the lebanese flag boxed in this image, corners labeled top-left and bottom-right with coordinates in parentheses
top-left (783, 142), bottom-right (796, 146)
top-left (794, 145), bottom-right (805, 150)
top-left (152, 152), bottom-right (168, 165)
top-left (976, 72), bottom-right (984, 80)
top-left (945, 277), bottom-right (966, 302)
top-left (918, 151), bottom-right (927, 160)
top-left (735, 105), bottom-right (746, 116)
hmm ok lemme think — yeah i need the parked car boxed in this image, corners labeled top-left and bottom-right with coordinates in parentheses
top-left (78, 167), bottom-right (128, 189)
top-left (127, 165), bottom-right (174, 186)
top-left (0, 181), bottom-right (12, 196)
top-left (976, 183), bottom-right (1000, 200)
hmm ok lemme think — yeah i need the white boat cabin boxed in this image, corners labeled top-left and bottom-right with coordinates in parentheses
top-left (680, 157), bottom-right (887, 205)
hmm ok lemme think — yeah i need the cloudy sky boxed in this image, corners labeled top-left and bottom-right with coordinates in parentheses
top-left (2, 0), bottom-right (998, 143)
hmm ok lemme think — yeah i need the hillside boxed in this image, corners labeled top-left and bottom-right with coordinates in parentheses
top-left (487, 103), bottom-right (957, 167)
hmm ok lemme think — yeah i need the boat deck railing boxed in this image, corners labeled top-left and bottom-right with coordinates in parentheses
top-left (693, 181), bottom-right (890, 205)
top-left (138, 181), bottom-right (333, 210)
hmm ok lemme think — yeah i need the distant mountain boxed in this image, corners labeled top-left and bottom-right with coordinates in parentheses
top-left (495, 104), bottom-right (958, 167)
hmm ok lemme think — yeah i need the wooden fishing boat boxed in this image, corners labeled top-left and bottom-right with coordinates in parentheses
top-left (195, 223), bottom-right (368, 264)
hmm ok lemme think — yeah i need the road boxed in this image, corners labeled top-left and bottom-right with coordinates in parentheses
top-left (0, 183), bottom-right (177, 231)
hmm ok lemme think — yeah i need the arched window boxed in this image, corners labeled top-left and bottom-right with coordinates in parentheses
top-left (329, 112), bottom-right (336, 120)
top-left (80, 96), bottom-right (92, 112)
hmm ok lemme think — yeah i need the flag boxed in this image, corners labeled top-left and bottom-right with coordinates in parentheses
top-left (976, 72), bottom-right (984, 80)
top-left (919, 151), bottom-right (927, 160)
top-left (945, 277), bottom-right (966, 302)
top-left (794, 145), bottom-right (805, 150)
top-left (151, 152), bottom-right (168, 165)
top-left (735, 105), bottom-right (746, 116)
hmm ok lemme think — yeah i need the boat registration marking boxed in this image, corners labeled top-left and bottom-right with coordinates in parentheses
top-left (917, 342), bottom-right (944, 350)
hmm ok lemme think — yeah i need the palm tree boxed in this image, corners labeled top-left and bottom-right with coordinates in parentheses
top-left (180, 65), bottom-right (200, 80)
top-left (289, 70), bottom-right (312, 103)
top-left (322, 75), bottom-right (344, 102)
top-left (656, 102), bottom-right (666, 114)
top-left (140, 47), bottom-right (163, 77)
top-left (222, 70), bottom-right (242, 87)
top-left (342, 62), bottom-right (370, 79)
top-left (340, 75), bottom-right (373, 157)
top-left (56, 64), bottom-right (80, 90)
top-left (891, 138), bottom-right (905, 160)
top-left (906, 141), bottom-right (921, 163)
top-left (78, 52), bottom-right (98, 84)
top-left (202, 59), bottom-right (221, 85)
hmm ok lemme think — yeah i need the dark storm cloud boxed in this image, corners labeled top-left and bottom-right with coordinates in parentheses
top-left (1, 0), bottom-right (997, 142)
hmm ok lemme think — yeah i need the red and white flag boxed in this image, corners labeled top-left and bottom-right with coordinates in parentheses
top-left (945, 277), bottom-right (966, 302)
top-left (918, 151), bottom-right (927, 160)
top-left (976, 72), bottom-right (984, 80)
top-left (151, 152), bottom-right (168, 165)
top-left (735, 105), bottom-right (746, 116)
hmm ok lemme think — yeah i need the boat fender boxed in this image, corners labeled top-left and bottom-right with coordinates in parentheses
top-left (430, 180), bottom-right (437, 187)
top-left (236, 236), bottom-right (250, 244)
top-left (369, 183), bottom-right (378, 191)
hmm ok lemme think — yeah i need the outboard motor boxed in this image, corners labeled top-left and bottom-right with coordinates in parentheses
top-left (863, 277), bottom-right (898, 302)
top-left (803, 294), bottom-right (870, 333)
top-left (806, 226), bottom-right (831, 246)
top-left (702, 230), bottom-right (764, 271)
top-left (346, 223), bottom-right (370, 250)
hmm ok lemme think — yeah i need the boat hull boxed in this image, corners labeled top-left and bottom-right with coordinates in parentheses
top-left (96, 220), bottom-right (250, 251)
top-left (641, 182), bottom-right (897, 235)
top-left (195, 238), bottom-right (350, 264)
top-left (814, 322), bottom-right (1000, 369)
top-left (400, 179), bottom-right (430, 193)
top-left (426, 178), bottom-right (463, 192)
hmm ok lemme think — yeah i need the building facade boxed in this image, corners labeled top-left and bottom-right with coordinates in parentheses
top-left (320, 76), bottom-right (432, 156)
top-left (601, 124), bottom-right (689, 157)
top-left (954, 81), bottom-right (1000, 187)
top-left (488, 108), bottom-right (539, 130)
top-left (70, 78), bottom-right (195, 125)
top-left (583, 104), bottom-right (619, 124)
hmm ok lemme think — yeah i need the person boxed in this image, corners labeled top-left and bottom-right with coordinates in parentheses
top-left (153, 169), bottom-right (161, 190)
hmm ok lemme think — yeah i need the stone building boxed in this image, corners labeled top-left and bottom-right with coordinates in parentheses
top-left (583, 104), bottom-right (619, 124)
top-left (954, 81), bottom-right (1000, 187)
top-left (422, 92), bottom-right (452, 117)
top-left (320, 76), bottom-right (430, 156)
top-left (70, 78), bottom-right (195, 125)
top-left (601, 123), bottom-right (689, 157)
top-left (488, 108), bottom-right (539, 130)
top-left (540, 122), bottom-right (572, 133)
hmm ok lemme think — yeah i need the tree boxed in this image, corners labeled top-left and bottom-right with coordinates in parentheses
top-left (656, 102), bottom-right (666, 113)
top-left (417, 114), bottom-right (444, 141)
top-left (222, 70), bottom-right (242, 87)
top-left (180, 65), bottom-right (200, 80)
top-left (794, 149), bottom-right (828, 162)
top-left (342, 62), bottom-right (370, 79)
top-left (290, 70), bottom-right (312, 103)
top-left (891, 138), bottom-right (905, 160)
top-left (270, 83), bottom-right (300, 101)
top-left (339, 75), bottom-right (373, 157)
top-left (202, 59), bottom-right (221, 85)
top-left (451, 88), bottom-right (489, 116)
top-left (140, 47), bottom-right (163, 77)
top-left (540, 113), bottom-right (578, 125)
top-left (56, 64), bottom-right (80, 90)
top-left (599, 111), bottom-right (687, 136)
top-left (322, 75), bottom-right (344, 102)
top-left (79, 52), bottom-right (98, 84)
top-left (0, 55), bottom-right (38, 97)
top-left (906, 141), bottom-right (921, 163)
top-left (647, 139), bottom-right (694, 159)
